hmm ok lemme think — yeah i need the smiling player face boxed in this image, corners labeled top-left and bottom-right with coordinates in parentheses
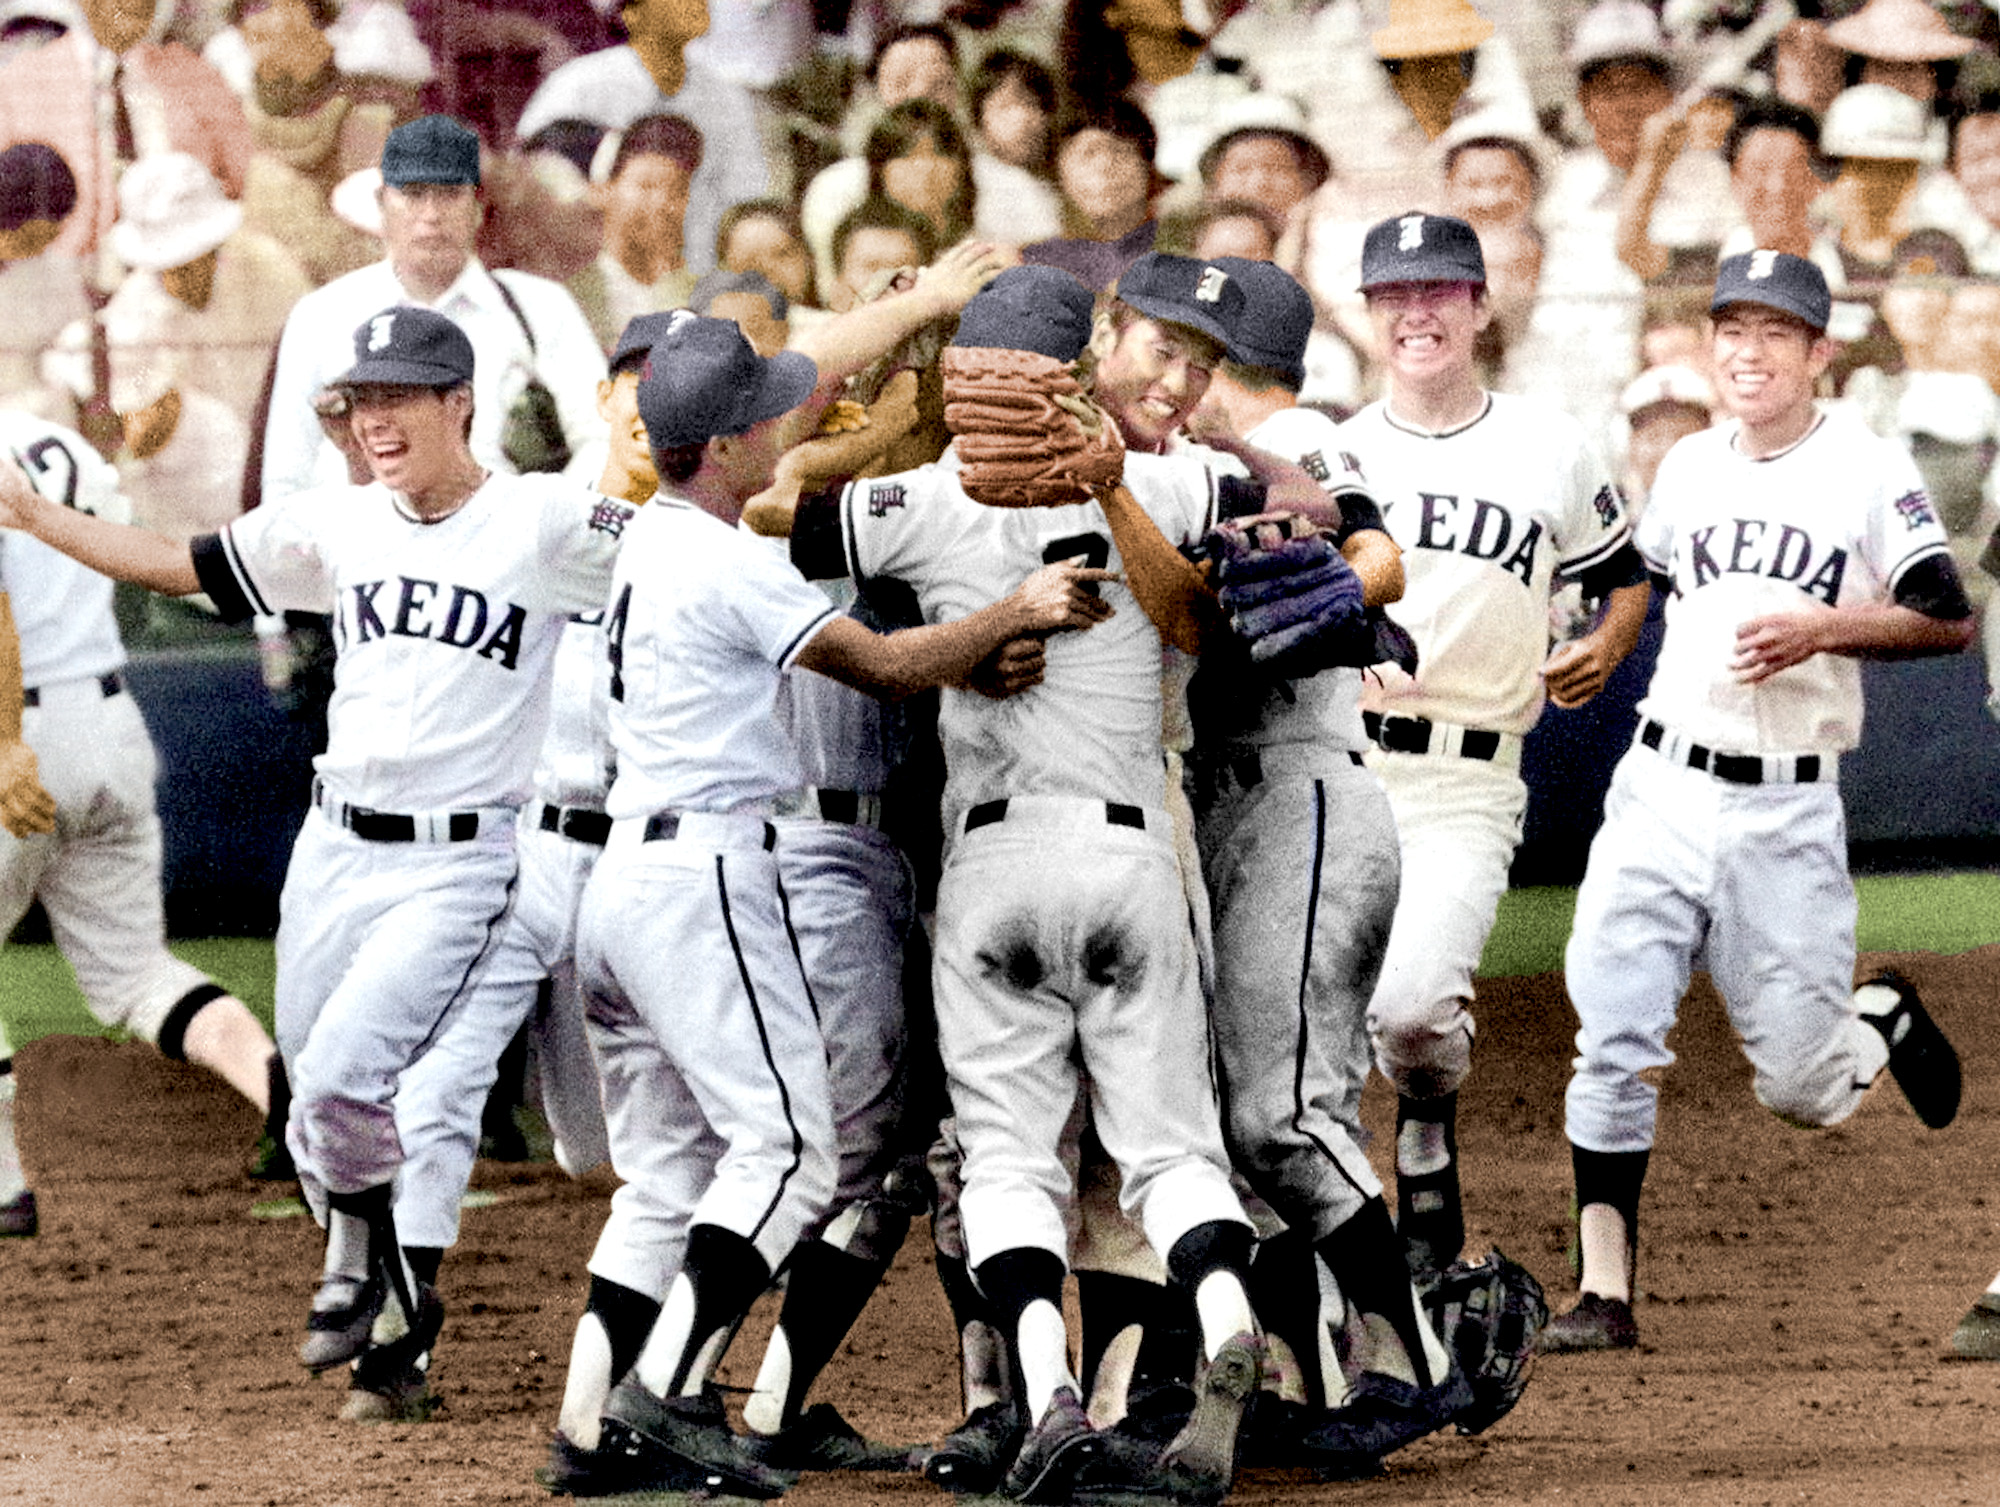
top-left (346, 385), bottom-right (471, 499)
top-left (1367, 279), bottom-right (1490, 391)
top-left (1090, 314), bottom-right (1224, 453)
top-left (1709, 303), bottom-right (1830, 438)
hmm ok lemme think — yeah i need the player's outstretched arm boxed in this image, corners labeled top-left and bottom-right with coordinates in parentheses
top-left (795, 560), bottom-right (1115, 698)
top-left (1731, 601), bottom-right (1976, 683)
top-left (743, 373), bottom-right (921, 538)
top-left (0, 591), bottom-right (54, 838)
top-left (0, 456), bottom-right (200, 596)
top-left (789, 241), bottom-right (1010, 387)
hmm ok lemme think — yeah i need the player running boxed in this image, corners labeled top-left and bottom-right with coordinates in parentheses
top-left (1543, 251), bottom-right (1971, 1353)
top-left (0, 308), bottom-right (637, 1416)
top-left (1342, 213), bottom-right (1653, 1276)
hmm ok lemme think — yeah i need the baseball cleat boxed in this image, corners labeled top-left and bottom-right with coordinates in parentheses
top-left (341, 1289), bottom-right (444, 1423)
top-left (536, 1425), bottom-right (708, 1497)
top-left (1294, 1363), bottom-right (1473, 1465)
top-left (1002, 1386), bottom-right (1102, 1504)
top-left (300, 1271), bottom-right (387, 1373)
top-left (0, 1189), bottom-right (37, 1238)
top-left (922, 1400), bottom-right (1025, 1494)
top-left (738, 1401), bottom-right (916, 1471)
top-left (1855, 971), bottom-right (1961, 1129)
top-left (1154, 1331), bottom-right (1263, 1503)
top-left (1538, 1292), bottom-right (1637, 1354)
top-left (1951, 1293), bottom-right (2000, 1360)
top-left (600, 1378), bottom-right (800, 1500)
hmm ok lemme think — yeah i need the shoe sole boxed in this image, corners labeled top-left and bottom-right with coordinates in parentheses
top-left (1950, 1301), bottom-right (2000, 1360)
top-left (1875, 982), bottom-right (1962, 1129)
top-left (340, 1383), bottom-right (437, 1423)
top-left (1537, 1319), bottom-right (1636, 1355)
top-left (1159, 1334), bottom-right (1263, 1501)
top-left (300, 1281), bottom-right (387, 1374)
top-left (1008, 1431), bottom-right (1103, 1505)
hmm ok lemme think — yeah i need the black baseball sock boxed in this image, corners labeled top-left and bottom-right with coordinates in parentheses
top-left (661, 1223), bottom-right (771, 1397)
top-left (1248, 1228), bottom-right (1328, 1409)
top-left (1316, 1198), bottom-right (1437, 1389)
top-left (588, 1273), bottom-right (663, 1384)
top-left (761, 1238), bottom-right (895, 1426)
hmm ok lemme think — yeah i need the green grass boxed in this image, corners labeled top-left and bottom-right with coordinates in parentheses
top-left (1477, 871), bottom-right (2000, 978)
top-left (3, 870), bottom-right (1998, 1045)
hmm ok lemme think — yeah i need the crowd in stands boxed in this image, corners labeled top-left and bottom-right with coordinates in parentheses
top-left (6, 0), bottom-right (2000, 654)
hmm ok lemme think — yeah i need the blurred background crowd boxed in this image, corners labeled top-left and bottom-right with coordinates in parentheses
top-left (9, 0), bottom-right (2000, 652)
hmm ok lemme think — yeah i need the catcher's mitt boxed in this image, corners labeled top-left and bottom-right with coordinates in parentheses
top-left (941, 345), bottom-right (1124, 508)
top-left (1418, 1249), bottom-right (1548, 1436)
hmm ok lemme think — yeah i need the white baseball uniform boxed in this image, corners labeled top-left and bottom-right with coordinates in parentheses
top-left (1184, 408), bottom-right (1403, 1238)
top-left (388, 609), bottom-right (617, 1252)
top-left (191, 472), bottom-right (633, 1208)
top-left (1565, 404), bottom-right (1956, 1150)
top-left (1344, 392), bottom-right (1632, 1098)
top-left (577, 493), bottom-right (837, 1303)
top-left (0, 412), bottom-right (217, 1061)
top-left (833, 450), bottom-right (1251, 1272)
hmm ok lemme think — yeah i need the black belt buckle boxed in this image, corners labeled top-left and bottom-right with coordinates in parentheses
top-left (1373, 715), bottom-right (1432, 755)
top-left (349, 809), bottom-right (416, 842)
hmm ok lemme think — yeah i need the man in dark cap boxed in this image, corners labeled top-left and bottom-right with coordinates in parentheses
top-left (0, 303), bottom-right (640, 1420)
top-left (1340, 211), bottom-right (1650, 1289)
top-left (538, 311), bottom-right (1115, 1499)
top-left (261, 112), bottom-right (609, 504)
top-left (1547, 249), bottom-right (1971, 1355)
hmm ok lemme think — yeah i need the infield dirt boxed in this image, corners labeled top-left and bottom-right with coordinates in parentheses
top-left (3, 947), bottom-right (1998, 1505)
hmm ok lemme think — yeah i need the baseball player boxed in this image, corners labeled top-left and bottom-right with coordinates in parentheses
top-left (540, 313), bottom-right (1115, 1500)
top-left (0, 308), bottom-right (638, 1414)
top-left (1543, 251), bottom-right (1971, 1353)
top-left (770, 265), bottom-right (1276, 1505)
top-left (1343, 213), bottom-right (1653, 1277)
top-left (0, 409), bottom-right (290, 1240)
top-left (333, 313), bottom-right (677, 1424)
top-left (1162, 255), bottom-right (1494, 1463)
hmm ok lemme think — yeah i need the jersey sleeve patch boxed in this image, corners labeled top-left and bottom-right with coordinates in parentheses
top-left (1891, 488), bottom-right (1939, 533)
top-left (589, 496), bottom-right (634, 538)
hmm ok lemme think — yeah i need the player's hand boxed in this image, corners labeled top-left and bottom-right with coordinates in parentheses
top-left (0, 740), bottom-right (54, 837)
top-left (1010, 559), bottom-right (1118, 633)
top-left (1731, 611), bottom-right (1829, 683)
top-left (783, 371), bottom-right (922, 486)
top-left (1542, 636), bottom-right (1615, 708)
top-left (1181, 401), bottom-right (1242, 452)
top-left (915, 239), bottom-right (1011, 314)
top-left (314, 387), bottom-right (373, 486)
top-left (0, 452), bottom-right (47, 530)
top-left (965, 635), bottom-right (1048, 698)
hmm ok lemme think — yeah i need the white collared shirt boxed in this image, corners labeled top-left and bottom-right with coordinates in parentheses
top-left (259, 255), bottom-right (611, 503)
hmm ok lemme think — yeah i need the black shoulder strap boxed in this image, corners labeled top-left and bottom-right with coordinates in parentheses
top-left (491, 270), bottom-right (537, 356)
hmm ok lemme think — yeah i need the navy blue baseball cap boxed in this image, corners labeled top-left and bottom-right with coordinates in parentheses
top-left (1359, 212), bottom-right (1486, 290)
top-left (337, 305), bottom-right (476, 387)
top-left (1114, 252), bottom-right (1245, 352)
top-left (609, 310), bottom-right (686, 376)
top-left (1210, 257), bottom-right (1314, 389)
top-left (1710, 249), bottom-right (1831, 333)
top-left (381, 114), bottom-right (481, 188)
top-left (637, 314), bottom-right (817, 447)
top-left (951, 265), bottom-right (1096, 361)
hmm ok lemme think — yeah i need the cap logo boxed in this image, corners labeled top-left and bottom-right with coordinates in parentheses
top-left (368, 314), bottom-right (396, 351)
top-left (1195, 266), bottom-right (1229, 304)
top-left (1398, 215), bottom-right (1426, 251)
top-left (1747, 250), bottom-right (1778, 281)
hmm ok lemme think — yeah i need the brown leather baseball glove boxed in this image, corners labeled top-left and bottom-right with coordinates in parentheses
top-left (941, 345), bottom-right (1124, 508)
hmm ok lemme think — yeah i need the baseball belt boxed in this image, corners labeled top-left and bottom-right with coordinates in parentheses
top-left (776, 787), bottom-right (885, 828)
top-left (962, 797), bottom-right (1147, 835)
top-left (1638, 719), bottom-right (1831, 786)
top-left (535, 801), bottom-right (612, 846)
top-left (1363, 711), bottom-right (1509, 762)
top-left (641, 810), bottom-right (778, 851)
top-left (22, 670), bottom-right (123, 708)
top-left (313, 777), bottom-right (505, 843)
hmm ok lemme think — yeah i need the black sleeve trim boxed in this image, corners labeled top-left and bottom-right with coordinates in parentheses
top-left (789, 488), bottom-right (848, 581)
top-left (1326, 485), bottom-right (1383, 549)
top-left (1215, 475), bottom-right (1267, 520)
top-left (191, 531), bottom-right (257, 624)
top-left (1570, 541), bottom-right (1649, 599)
top-left (1893, 550), bottom-right (1974, 620)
